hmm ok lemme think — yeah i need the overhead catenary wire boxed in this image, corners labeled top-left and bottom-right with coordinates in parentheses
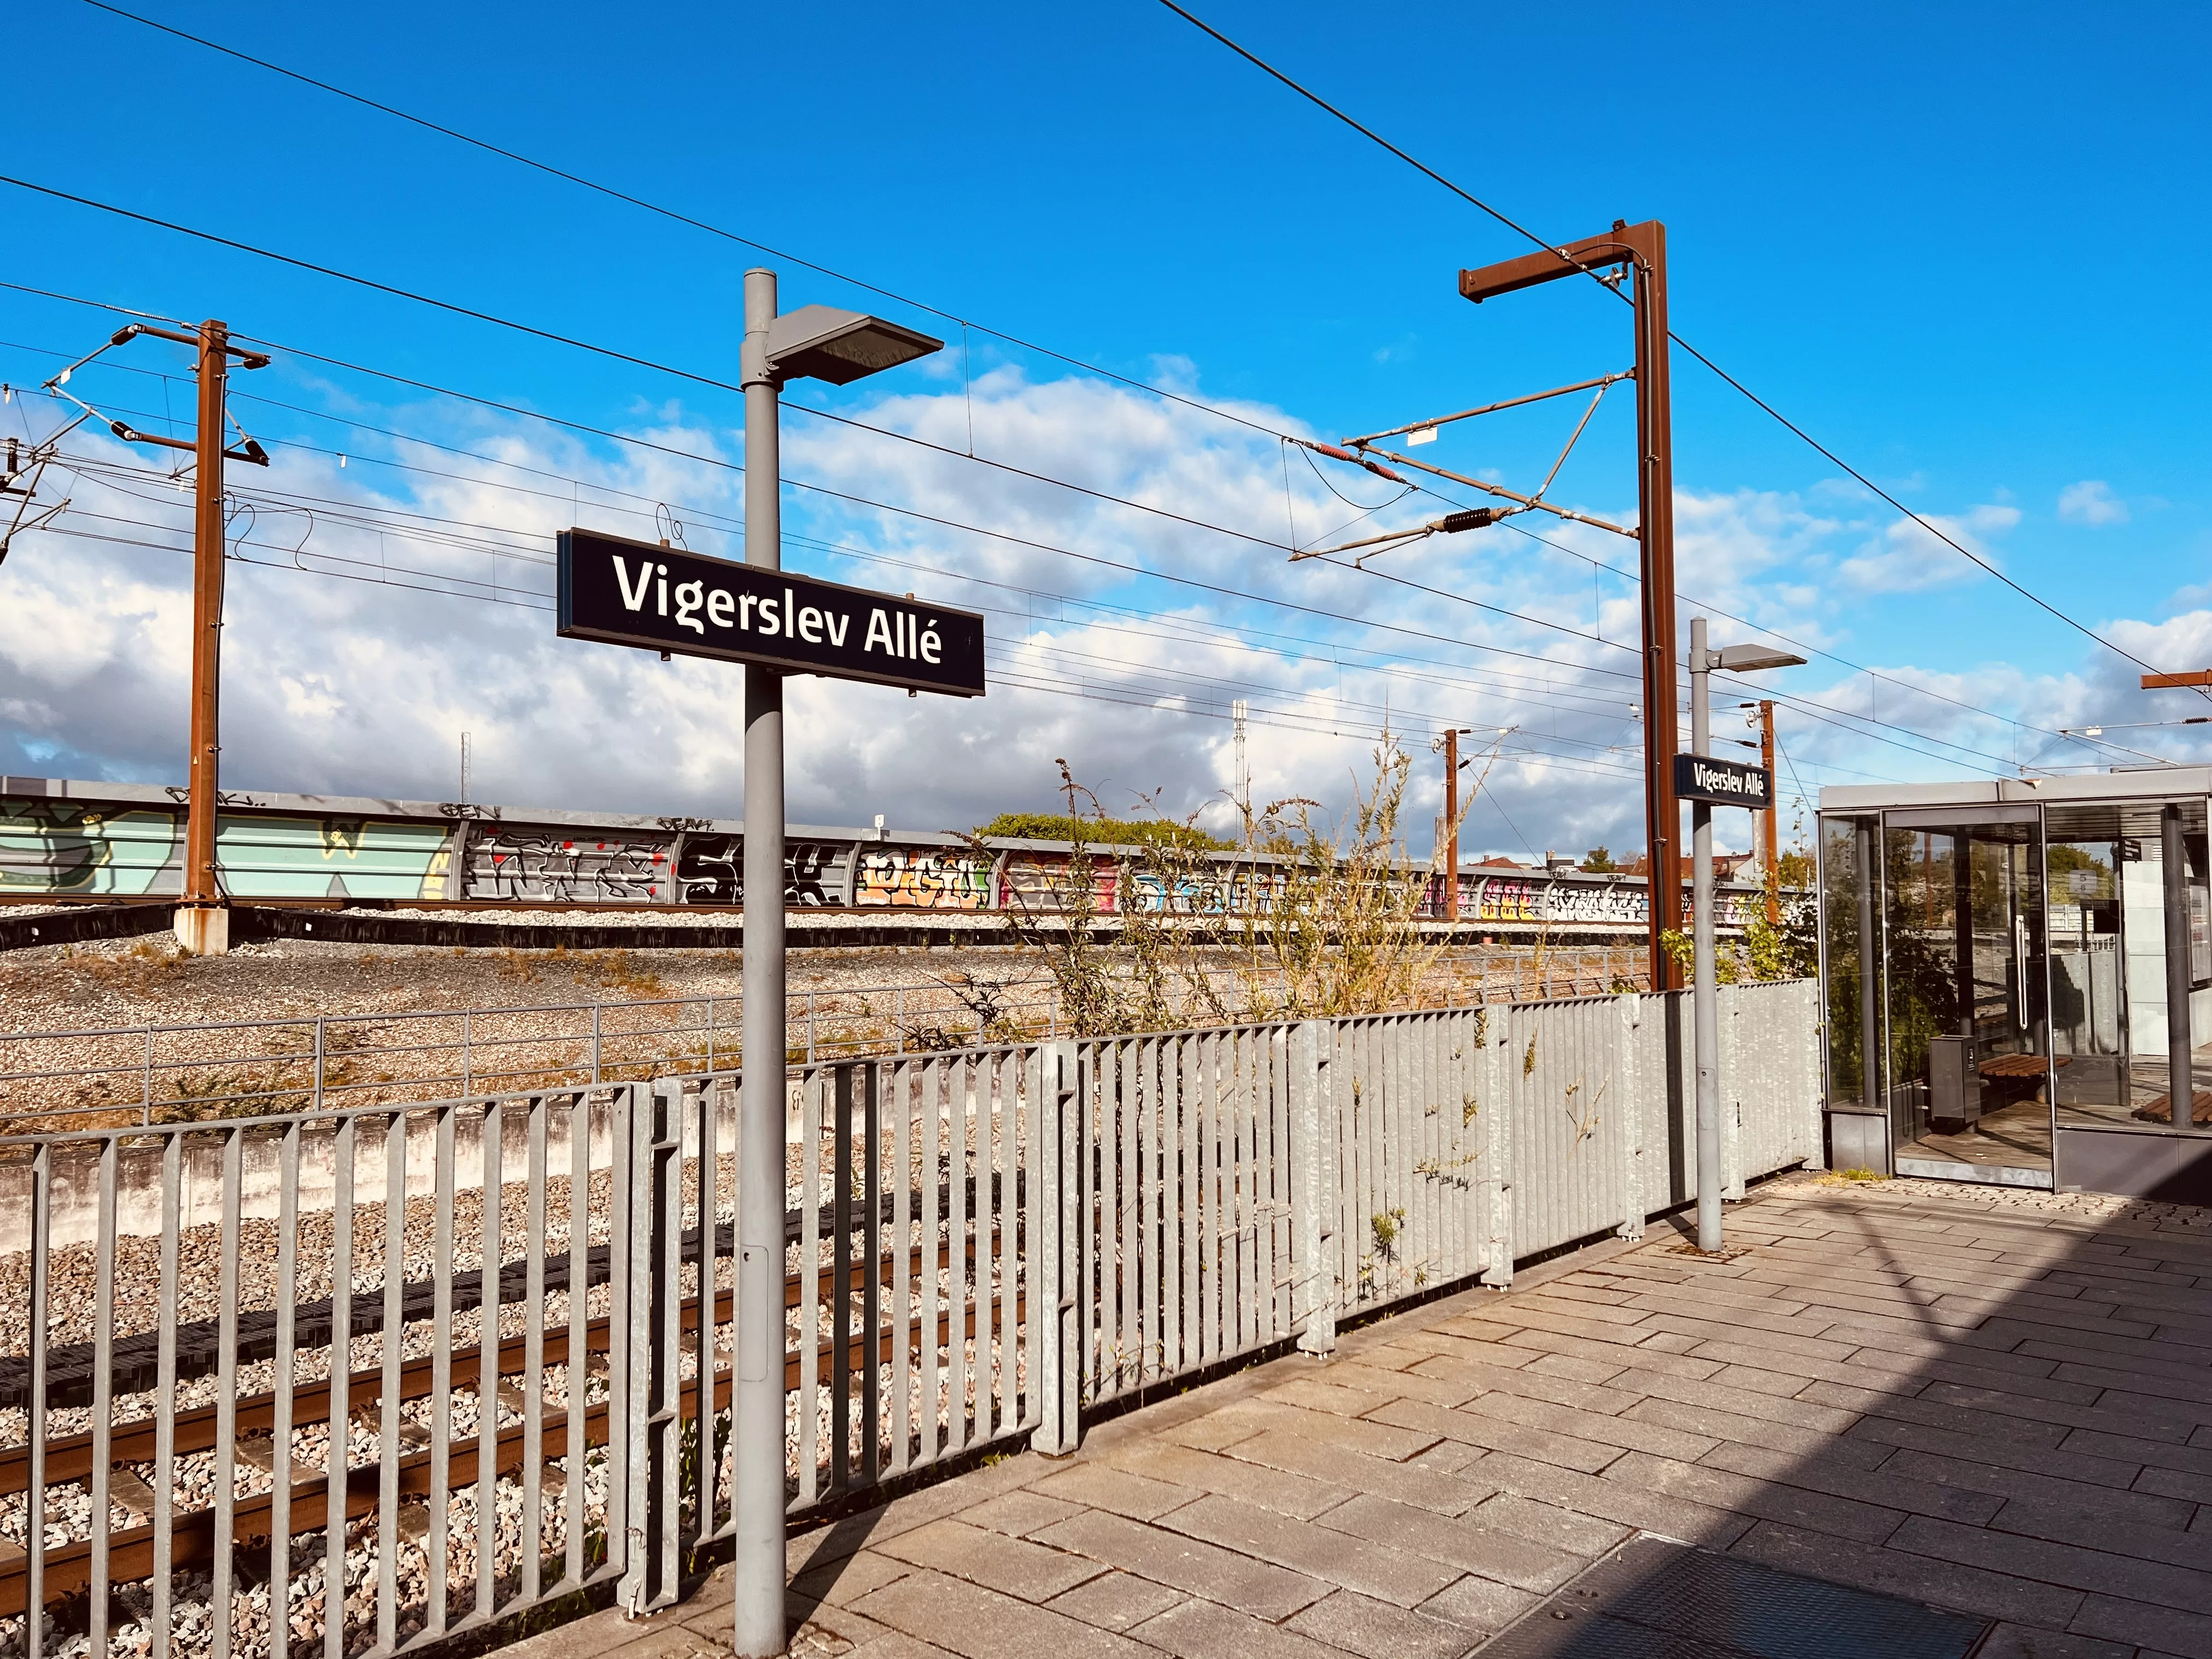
top-left (2, 283), bottom-right (2094, 776)
top-left (1151, 0), bottom-right (2183, 689)
top-left (74, 0), bottom-right (1312, 449)
top-left (0, 162), bottom-right (2150, 761)
top-left (1, 324), bottom-right (1648, 684)
top-left (2, 169), bottom-right (1344, 561)
top-left (14, 432), bottom-right (1913, 787)
top-left (2, 337), bottom-right (1973, 785)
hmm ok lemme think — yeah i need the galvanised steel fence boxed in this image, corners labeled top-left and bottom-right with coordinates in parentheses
top-left (0, 951), bottom-right (1651, 1135)
top-left (0, 980), bottom-right (1819, 1658)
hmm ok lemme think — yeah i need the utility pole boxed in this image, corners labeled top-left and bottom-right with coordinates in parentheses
top-left (1460, 221), bottom-right (1680, 989)
top-left (1445, 725), bottom-right (1459, 924)
top-left (736, 267), bottom-right (788, 1659)
top-left (42, 320), bottom-right (269, 953)
top-left (179, 321), bottom-right (232, 955)
top-left (722, 269), bottom-right (940, 1656)
top-left (1758, 700), bottom-right (1779, 926)
top-left (1430, 727), bottom-right (1476, 925)
top-left (1232, 698), bottom-right (1249, 817)
top-left (1686, 620), bottom-right (1803, 1251)
top-left (1689, 619), bottom-right (1721, 1251)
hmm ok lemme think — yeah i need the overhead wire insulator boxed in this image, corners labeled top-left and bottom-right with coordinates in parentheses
top-left (1438, 508), bottom-right (1501, 534)
top-left (1298, 438), bottom-right (1408, 485)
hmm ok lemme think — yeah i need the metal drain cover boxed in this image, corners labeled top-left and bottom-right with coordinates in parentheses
top-left (1476, 1536), bottom-right (1989, 1658)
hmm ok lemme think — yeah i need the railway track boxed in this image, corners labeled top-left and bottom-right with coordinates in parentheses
top-left (0, 1238), bottom-right (1017, 1617)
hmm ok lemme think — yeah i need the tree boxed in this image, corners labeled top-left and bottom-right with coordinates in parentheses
top-left (1582, 845), bottom-right (1617, 873)
top-left (973, 811), bottom-right (1233, 853)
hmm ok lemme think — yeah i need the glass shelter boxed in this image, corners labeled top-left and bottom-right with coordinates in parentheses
top-left (1818, 773), bottom-right (2212, 1201)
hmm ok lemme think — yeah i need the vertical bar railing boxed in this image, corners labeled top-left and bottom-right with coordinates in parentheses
top-left (24, 1143), bottom-right (47, 1659)
top-left (474, 1101), bottom-right (499, 1624)
top-left (1030, 1040), bottom-right (1079, 1455)
top-left (862, 1064), bottom-right (881, 1485)
top-left (563, 1090), bottom-right (591, 1583)
top-left (375, 1111), bottom-right (404, 1651)
top-left (650, 1079), bottom-right (682, 1607)
top-left (153, 1133), bottom-right (180, 1659)
top-left (947, 1055), bottom-right (969, 1455)
top-left (270, 1122), bottom-right (298, 1646)
top-left (690, 1077), bottom-right (720, 1553)
top-left (887, 1063), bottom-right (911, 1479)
top-left (212, 1126), bottom-right (242, 1659)
top-left (795, 1072), bottom-right (821, 1506)
top-left (325, 1116), bottom-right (353, 1659)
top-left (831, 1065), bottom-right (853, 1491)
top-left (917, 1061), bottom-right (939, 1472)
top-left (1293, 1020), bottom-right (1335, 1354)
top-left (0, 989), bottom-right (1827, 1651)
top-left (426, 1104), bottom-right (454, 1638)
top-left (87, 1136), bottom-right (117, 1656)
top-left (521, 1096), bottom-right (549, 1608)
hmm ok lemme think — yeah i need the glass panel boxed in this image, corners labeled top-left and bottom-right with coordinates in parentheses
top-left (1878, 827), bottom-right (1955, 1148)
top-left (1883, 817), bottom-right (2050, 1175)
top-left (1819, 815), bottom-right (1878, 1110)
top-left (2047, 836), bottom-right (2125, 1123)
top-left (2042, 798), bottom-right (2212, 1137)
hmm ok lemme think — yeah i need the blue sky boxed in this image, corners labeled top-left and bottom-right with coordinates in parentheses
top-left (2, 2), bottom-right (2208, 857)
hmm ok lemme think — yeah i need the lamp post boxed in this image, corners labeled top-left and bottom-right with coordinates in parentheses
top-left (1687, 618), bottom-right (1803, 1251)
top-left (737, 269), bottom-right (939, 1656)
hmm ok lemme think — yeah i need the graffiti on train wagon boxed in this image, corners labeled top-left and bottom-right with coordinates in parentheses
top-left (1, 799), bottom-right (180, 894)
top-left (0, 798), bottom-right (456, 899)
top-left (674, 836), bottom-right (849, 906)
top-left (0, 784), bottom-right (1782, 927)
top-left (997, 854), bottom-right (1120, 913)
top-left (1460, 875), bottom-right (1650, 927)
top-left (466, 828), bottom-right (670, 902)
top-left (855, 848), bottom-right (988, 909)
top-left (676, 834), bottom-right (739, 904)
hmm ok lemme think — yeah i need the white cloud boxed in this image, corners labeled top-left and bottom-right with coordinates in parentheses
top-left (2057, 479), bottom-right (2128, 526)
top-left (10, 364), bottom-right (2168, 860)
top-left (1835, 504), bottom-right (2019, 594)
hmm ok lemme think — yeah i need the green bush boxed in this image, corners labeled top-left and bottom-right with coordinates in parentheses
top-left (975, 811), bottom-right (1233, 852)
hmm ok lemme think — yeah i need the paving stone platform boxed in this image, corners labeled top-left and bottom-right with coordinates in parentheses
top-left (509, 1172), bottom-right (2212, 1659)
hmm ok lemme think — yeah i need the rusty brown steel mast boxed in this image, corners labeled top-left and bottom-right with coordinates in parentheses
top-left (184, 322), bottom-right (230, 948)
top-left (86, 319), bottom-right (271, 952)
top-left (1459, 221), bottom-right (1680, 989)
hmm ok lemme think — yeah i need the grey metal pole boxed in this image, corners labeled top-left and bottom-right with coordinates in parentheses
top-left (2162, 802), bottom-right (2193, 1131)
top-left (1690, 617), bottom-right (1722, 1252)
top-left (735, 266), bottom-right (787, 1658)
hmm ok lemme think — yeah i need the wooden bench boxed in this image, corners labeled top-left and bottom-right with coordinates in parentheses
top-left (1978, 1054), bottom-right (2068, 1080)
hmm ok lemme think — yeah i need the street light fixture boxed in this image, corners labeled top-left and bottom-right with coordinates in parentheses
top-left (765, 303), bottom-right (943, 385)
top-left (733, 270), bottom-right (940, 1659)
top-left (1710, 644), bottom-right (1806, 674)
top-left (1687, 620), bottom-right (1804, 1252)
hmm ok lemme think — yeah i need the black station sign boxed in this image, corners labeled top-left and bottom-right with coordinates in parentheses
top-left (1673, 752), bottom-right (1773, 809)
top-left (557, 526), bottom-right (985, 697)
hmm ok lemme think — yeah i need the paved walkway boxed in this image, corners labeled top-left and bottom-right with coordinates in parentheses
top-left (516, 1172), bottom-right (2212, 1659)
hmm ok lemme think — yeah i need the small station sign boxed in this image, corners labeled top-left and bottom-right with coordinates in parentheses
top-left (1672, 752), bottom-right (1773, 809)
top-left (556, 526), bottom-right (985, 697)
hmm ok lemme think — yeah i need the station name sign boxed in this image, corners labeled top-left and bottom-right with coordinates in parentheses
top-left (556, 527), bottom-right (984, 697)
top-left (1673, 752), bottom-right (1773, 808)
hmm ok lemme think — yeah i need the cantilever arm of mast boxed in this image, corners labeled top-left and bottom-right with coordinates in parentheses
top-left (1288, 503), bottom-right (1511, 563)
top-left (1352, 444), bottom-right (1639, 539)
top-left (1340, 370), bottom-right (1633, 449)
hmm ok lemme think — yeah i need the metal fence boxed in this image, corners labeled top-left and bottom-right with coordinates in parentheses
top-left (0, 977), bottom-right (1066, 1132)
top-left (0, 950), bottom-right (1654, 1134)
top-left (0, 980), bottom-right (1820, 1658)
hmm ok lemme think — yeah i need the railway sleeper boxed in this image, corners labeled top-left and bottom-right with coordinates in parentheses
top-left (0, 1290), bottom-right (1018, 1617)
